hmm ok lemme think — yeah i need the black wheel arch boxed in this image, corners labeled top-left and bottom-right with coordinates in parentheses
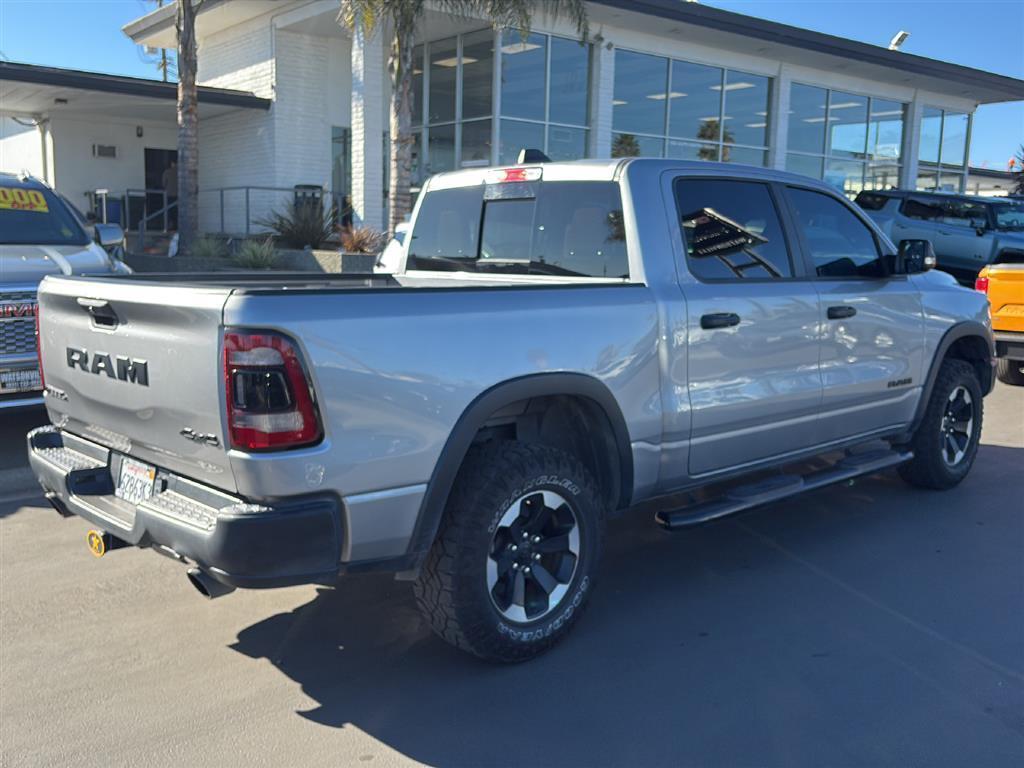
top-left (905, 320), bottom-right (994, 437)
top-left (405, 373), bottom-right (633, 567)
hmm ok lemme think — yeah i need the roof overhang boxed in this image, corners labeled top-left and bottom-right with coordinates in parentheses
top-left (0, 61), bottom-right (270, 121)
top-left (590, 0), bottom-right (1024, 104)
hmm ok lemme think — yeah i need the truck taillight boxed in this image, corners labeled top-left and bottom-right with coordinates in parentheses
top-left (223, 330), bottom-right (322, 451)
top-left (975, 276), bottom-right (989, 293)
top-left (35, 304), bottom-right (45, 390)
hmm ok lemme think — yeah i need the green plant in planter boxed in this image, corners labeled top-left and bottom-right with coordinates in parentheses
top-left (339, 225), bottom-right (385, 254)
top-left (233, 237), bottom-right (278, 269)
top-left (257, 202), bottom-right (334, 249)
top-left (191, 235), bottom-right (228, 260)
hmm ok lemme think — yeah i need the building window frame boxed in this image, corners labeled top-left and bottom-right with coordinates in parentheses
top-left (610, 47), bottom-right (773, 167)
top-left (784, 82), bottom-right (907, 198)
top-left (411, 29), bottom-right (592, 183)
top-left (916, 106), bottom-right (972, 194)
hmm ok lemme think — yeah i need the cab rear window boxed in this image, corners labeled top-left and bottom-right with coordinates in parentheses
top-left (407, 180), bottom-right (629, 279)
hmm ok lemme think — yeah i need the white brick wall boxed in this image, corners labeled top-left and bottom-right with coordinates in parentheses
top-left (273, 29), bottom-right (332, 190)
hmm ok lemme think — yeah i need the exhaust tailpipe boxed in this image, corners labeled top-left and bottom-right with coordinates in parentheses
top-left (186, 568), bottom-right (236, 599)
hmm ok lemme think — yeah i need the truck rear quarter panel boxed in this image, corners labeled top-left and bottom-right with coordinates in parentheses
top-left (223, 284), bottom-right (663, 502)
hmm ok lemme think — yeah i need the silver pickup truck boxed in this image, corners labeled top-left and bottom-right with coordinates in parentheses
top-left (28, 159), bottom-right (995, 662)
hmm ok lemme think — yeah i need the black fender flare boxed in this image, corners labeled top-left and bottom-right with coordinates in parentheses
top-left (906, 320), bottom-right (994, 435)
top-left (404, 373), bottom-right (634, 565)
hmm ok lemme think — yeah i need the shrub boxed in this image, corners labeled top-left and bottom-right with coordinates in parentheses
top-left (233, 237), bottom-right (278, 270)
top-left (257, 201), bottom-right (334, 249)
top-left (191, 235), bottom-right (227, 260)
top-left (339, 225), bottom-right (385, 254)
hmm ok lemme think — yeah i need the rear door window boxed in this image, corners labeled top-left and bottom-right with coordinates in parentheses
top-left (673, 178), bottom-right (793, 280)
top-left (408, 180), bottom-right (629, 278)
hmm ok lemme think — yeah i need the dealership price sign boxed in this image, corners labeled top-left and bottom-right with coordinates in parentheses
top-left (0, 187), bottom-right (49, 213)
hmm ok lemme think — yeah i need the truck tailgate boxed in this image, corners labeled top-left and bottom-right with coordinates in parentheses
top-left (37, 276), bottom-right (237, 492)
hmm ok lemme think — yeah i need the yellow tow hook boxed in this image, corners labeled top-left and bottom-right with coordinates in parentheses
top-left (86, 530), bottom-right (107, 558)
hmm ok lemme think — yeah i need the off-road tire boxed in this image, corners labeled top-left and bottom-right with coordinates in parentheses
top-left (413, 440), bottom-right (605, 662)
top-left (995, 358), bottom-right (1024, 386)
top-left (898, 359), bottom-right (983, 490)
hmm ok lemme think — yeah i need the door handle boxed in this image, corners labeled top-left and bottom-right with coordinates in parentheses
top-left (700, 312), bottom-right (741, 329)
top-left (76, 297), bottom-right (119, 328)
top-left (827, 305), bottom-right (857, 320)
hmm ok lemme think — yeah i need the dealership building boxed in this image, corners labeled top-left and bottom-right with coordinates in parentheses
top-left (1, 0), bottom-right (1021, 236)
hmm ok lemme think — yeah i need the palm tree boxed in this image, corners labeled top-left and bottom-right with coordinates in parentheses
top-left (338, 0), bottom-right (588, 235)
top-left (175, 0), bottom-right (202, 255)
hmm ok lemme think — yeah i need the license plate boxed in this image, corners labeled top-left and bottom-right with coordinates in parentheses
top-left (0, 368), bottom-right (42, 393)
top-left (115, 457), bottom-right (156, 506)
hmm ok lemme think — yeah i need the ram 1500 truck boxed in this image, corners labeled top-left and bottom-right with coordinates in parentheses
top-left (28, 159), bottom-right (995, 662)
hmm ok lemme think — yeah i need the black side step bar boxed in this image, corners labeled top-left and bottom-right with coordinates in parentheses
top-left (655, 448), bottom-right (913, 530)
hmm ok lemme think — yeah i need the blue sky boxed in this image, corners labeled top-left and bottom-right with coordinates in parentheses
top-left (1, 0), bottom-right (1021, 167)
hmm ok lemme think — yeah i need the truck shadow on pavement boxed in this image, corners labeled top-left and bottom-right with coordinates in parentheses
top-left (229, 446), bottom-right (1024, 767)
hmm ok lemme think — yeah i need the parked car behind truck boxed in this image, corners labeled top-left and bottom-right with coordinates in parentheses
top-left (856, 189), bottom-right (1024, 282)
top-left (976, 262), bottom-right (1024, 385)
top-left (0, 172), bottom-right (130, 409)
top-left (29, 159), bottom-right (994, 662)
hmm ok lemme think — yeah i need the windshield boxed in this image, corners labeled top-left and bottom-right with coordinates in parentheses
top-left (992, 201), bottom-right (1024, 231)
top-left (407, 180), bottom-right (630, 279)
top-left (0, 185), bottom-right (90, 246)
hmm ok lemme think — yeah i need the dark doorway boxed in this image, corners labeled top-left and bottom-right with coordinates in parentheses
top-left (141, 148), bottom-right (178, 231)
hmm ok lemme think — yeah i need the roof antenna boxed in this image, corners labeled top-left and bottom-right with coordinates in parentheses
top-left (517, 148), bottom-right (551, 164)
top-left (888, 30), bottom-right (909, 51)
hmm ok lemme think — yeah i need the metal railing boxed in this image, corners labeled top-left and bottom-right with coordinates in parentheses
top-left (136, 198), bottom-right (178, 254)
top-left (87, 188), bottom-right (174, 234)
top-left (199, 186), bottom-right (351, 237)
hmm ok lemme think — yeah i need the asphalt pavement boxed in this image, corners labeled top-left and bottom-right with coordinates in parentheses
top-left (1, 386), bottom-right (1022, 768)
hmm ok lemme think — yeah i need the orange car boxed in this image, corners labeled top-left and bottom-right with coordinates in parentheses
top-left (976, 263), bottom-right (1024, 385)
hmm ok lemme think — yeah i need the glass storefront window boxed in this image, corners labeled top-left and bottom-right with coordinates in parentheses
top-left (411, 45), bottom-right (424, 127)
top-left (787, 84), bottom-right (906, 197)
top-left (547, 125), bottom-right (587, 161)
top-left (499, 119), bottom-right (545, 164)
top-left (827, 92), bottom-right (868, 159)
top-left (461, 31), bottom-right (494, 121)
top-left (500, 32), bottom-right (547, 121)
top-left (940, 112), bottom-right (968, 168)
top-left (549, 36), bottom-right (589, 127)
top-left (918, 107), bottom-right (942, 164)
top-left (668, 61), bottom-right (722, 142)
top-left (461, 119), bottom-right (492, 167)
top-left (786, 153), bottom-right (823, 179)
top-left (611, 133), bottom-right (663, 158)
top-left (414, 30), bottom-right (591, 173)
top-left (788, 83), bottom-right (827, 154)
top-left (427, 124), bottom-right (455, 174)
top-left (668, 140), bottom-right (719, 161)
top-left (868, 100), bottom-right (903, 162)
top-left (917, 108), bottom-right (970, 192)
top-left (612, 50), bottom-right (669, 136)
top-left (613, 50), bottom-right (771, 165)
top-left (824, 159), bottom-right (865, 196)
top-left (428, 37), bottom-right (457, 124)
top-left (723, 146), bottom-right (768, 166)
top-left (723, 71), bottom-right (770, 148)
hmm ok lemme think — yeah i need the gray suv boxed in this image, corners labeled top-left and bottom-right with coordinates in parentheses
top-left (856, 189), bottom-right (1024, 281)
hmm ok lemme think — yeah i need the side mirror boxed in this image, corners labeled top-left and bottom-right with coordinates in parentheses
top-left (896, 239), bottom-right (936, 274)
top-left (93, 223), bottom-right (125, 249)
top-left (975, 225), bottom-right (986, 237)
